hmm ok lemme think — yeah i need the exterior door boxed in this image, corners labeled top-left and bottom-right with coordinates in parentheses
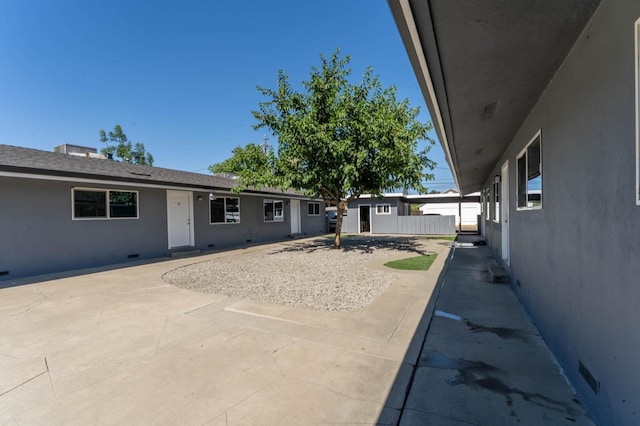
top-left (167, 190), bottom-right (193, 248)
top-left (290, 199), bottom-right (301, 234)
top-left (359, 205), bottom-right (371, 233)
top-left (501, 161), bottom-right (510, 265)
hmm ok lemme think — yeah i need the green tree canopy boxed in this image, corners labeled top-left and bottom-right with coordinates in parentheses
top-left (210, 50), bottom-right (435, 247)
top-left (100, 124), bottom-right (154, 166)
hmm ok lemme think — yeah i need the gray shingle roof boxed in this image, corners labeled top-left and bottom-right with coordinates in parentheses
top-left (0, 144), bottom-right (302, 197)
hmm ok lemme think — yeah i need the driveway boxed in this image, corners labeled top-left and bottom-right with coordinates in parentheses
top-left (0, 237), bottom-right (449, 425)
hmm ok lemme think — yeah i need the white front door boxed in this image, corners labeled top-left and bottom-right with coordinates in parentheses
top-left (290, 200), bottom-right (301, 234)
top-left (167, 190), bottom-right (193, 248)
top-left (501, 161), bottom-right (510, 265)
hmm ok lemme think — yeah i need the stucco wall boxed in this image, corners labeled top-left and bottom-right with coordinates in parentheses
top-left (191, 194), bottom-right (325, 248)
top-left (482, 1), bottom-right (640, 423)
top-left (0, 177), bottom-right (168, 279)
top-left (0, 180), bottom-right (326, 280)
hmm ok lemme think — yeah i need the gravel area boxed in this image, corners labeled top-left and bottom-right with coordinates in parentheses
top-left (162, 236), bottom-right (433, 311)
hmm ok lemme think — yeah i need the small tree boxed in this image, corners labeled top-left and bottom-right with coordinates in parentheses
top-left (100, 125), bottom-right (154, 166)
top-left (210, 50), bottom-right (435, 248)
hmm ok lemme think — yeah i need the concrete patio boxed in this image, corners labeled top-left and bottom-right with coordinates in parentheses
top-left (0, 237), bottom-right (448, 425)
top-left (0, 235), bottom-right (595, 425)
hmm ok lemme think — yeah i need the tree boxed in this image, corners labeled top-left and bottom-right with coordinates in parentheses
top-left (210, 50), bottom-right (435, 248)
top-left (100, 124), bottom-right (154, 166)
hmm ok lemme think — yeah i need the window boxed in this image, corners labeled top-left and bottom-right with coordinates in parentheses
top-left (376, 203), bottom-right (391, 215)
top-left (485, 189), bottom-right (490, 221)
top-left (308, 202), bottom-right (321, 216)
top-left (517, 131), bottom-right (542, 209)
top-left (636, 18), bottom-right (640, 203)
top-left (264, 200), bottom-right (284, 222)
top-left (493, 180), bottom-right (500, 223)
top-left (73, 188), bottom-right (138, 219)
top-left (210, 197), bottom-right (240, 224)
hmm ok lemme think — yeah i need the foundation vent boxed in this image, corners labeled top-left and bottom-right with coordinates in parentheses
top-left (127, 254), bottom-right (140, 259)
top-left (0, 270), bottom-right (8, 276)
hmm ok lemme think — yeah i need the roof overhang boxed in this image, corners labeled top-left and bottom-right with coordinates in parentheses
top-left (388, 0), bottom-right (600, 194)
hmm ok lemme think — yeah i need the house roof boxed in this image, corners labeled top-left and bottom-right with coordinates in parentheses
top-left (388, 0), bottom-right (600, 194)
top-left (0, 144), bottom-right (304, 198)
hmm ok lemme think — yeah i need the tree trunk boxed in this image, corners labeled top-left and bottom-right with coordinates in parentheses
top-left (334, 200), bottom-right (347, 248)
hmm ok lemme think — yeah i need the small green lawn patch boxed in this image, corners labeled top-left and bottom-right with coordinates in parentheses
top-left (384, 253), bottom-right (437, 271)
top-left (420, 235), bottom-right (457, 241)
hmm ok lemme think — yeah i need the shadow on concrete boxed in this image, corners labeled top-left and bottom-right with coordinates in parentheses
top-left (375, 239), bottom-right (455, 425)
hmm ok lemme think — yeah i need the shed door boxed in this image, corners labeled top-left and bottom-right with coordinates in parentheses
top-left (167, 190), bottom-right (193, 248)
top-left (359, 205), bottom-right (371, 233)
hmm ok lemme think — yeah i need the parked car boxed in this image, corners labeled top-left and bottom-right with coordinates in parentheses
top-left (326, 211), bottom-right (337, 231)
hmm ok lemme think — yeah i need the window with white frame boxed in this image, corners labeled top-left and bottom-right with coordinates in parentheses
top-left (307, 202), bottom-right (321, 216)
top-left (376, 203), bottom-right (391, 215)
top-left (636, 18), bottom-right (640, 203)
top-left (517, 131), bottom-right (542, 209)
top-left (72, 188), bottom-right (138, 219)
top-left (264, 200), bottom-right (284, 222)
top-left (485, 189), bottom-right (490, 221)
top-left (210, 197), bottom-right (240, 224)
top-left (493, 180), bottom-right (500, 223)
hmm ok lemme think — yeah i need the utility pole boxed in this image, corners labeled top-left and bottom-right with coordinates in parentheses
top-left (260, 135), bottom-right (272, 153)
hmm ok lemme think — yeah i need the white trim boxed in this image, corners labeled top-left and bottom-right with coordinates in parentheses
top-left (290, 199), bottom-right (301, 234)
top-left (166, 190), bottom-right (194, 249)
top-left (209, 196), bottom-right (241, 225)
top-left (516, 129), bottom-right (543, 211)
top-left (636, 18), bottom-right (640, 205)
top-left (358, 204), bottom-right (372, 234)
top-left (484, 189), bottom-right (490, 221)
top-left (501, 161), bottom-right (510, 265)
top-left (263, 199), bottom-right (284, 222)
top-left (0, 171), bottom-right (311, 200)
top-left (375, 203), bottom-right (391, 215)
top-left (307, 202), bottom-right (321, 216)
top-left (71, 187), bottom-right (139, 220)
top-left (492, 179), bottom-right (500, 223)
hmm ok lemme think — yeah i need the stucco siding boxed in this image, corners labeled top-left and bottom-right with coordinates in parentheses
top-left (482, 1), bottom-right (640, 423)
top-left (192, 193), bottom-right (294, 248)
top-left (0, 177), bottom-right (167, 278)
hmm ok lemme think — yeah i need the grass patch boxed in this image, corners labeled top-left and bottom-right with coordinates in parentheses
top-left (420, 235), bottom-right (457, 241)
top-left (384, 253), bottom-right (437, 271)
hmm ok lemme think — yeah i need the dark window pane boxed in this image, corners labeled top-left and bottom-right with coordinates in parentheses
top-left (74, 190), bottom-right (107, 218)
top-left (110, 191), bottom-right (137, 218)
top-left (264, 201), bottom-right (274, 221)
top-left (527, 137), bottom-right (541, 180)
top-left (210, 198), bottom-right (225, 223)
top-left (517, 155), bottom-right (527, 207)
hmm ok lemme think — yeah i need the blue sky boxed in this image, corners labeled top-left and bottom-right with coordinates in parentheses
top-left (0, 1), bottom-right (456, 191)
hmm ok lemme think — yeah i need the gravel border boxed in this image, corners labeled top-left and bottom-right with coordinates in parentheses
top-left (163, 236), bottom-right (434, 311)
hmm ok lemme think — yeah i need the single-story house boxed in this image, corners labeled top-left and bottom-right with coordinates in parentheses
top-left (389, 0), bottom-right (639, 423)
top-left (0, 144), bottom-right (326, 280)
top-left (340, 193), bottom-right (456, 235)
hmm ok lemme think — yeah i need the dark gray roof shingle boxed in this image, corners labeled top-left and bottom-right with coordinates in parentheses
top-left (0, 144), bottom-right (302, 197)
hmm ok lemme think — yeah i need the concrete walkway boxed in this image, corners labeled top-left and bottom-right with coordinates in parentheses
top-left (0, 237), bottom-right (449, 425)
top-left (395, 235), bottom-right (595, 425)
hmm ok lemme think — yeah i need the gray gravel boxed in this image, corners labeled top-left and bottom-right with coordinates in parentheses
top-left (162, 236), bottom-right (433, 311)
